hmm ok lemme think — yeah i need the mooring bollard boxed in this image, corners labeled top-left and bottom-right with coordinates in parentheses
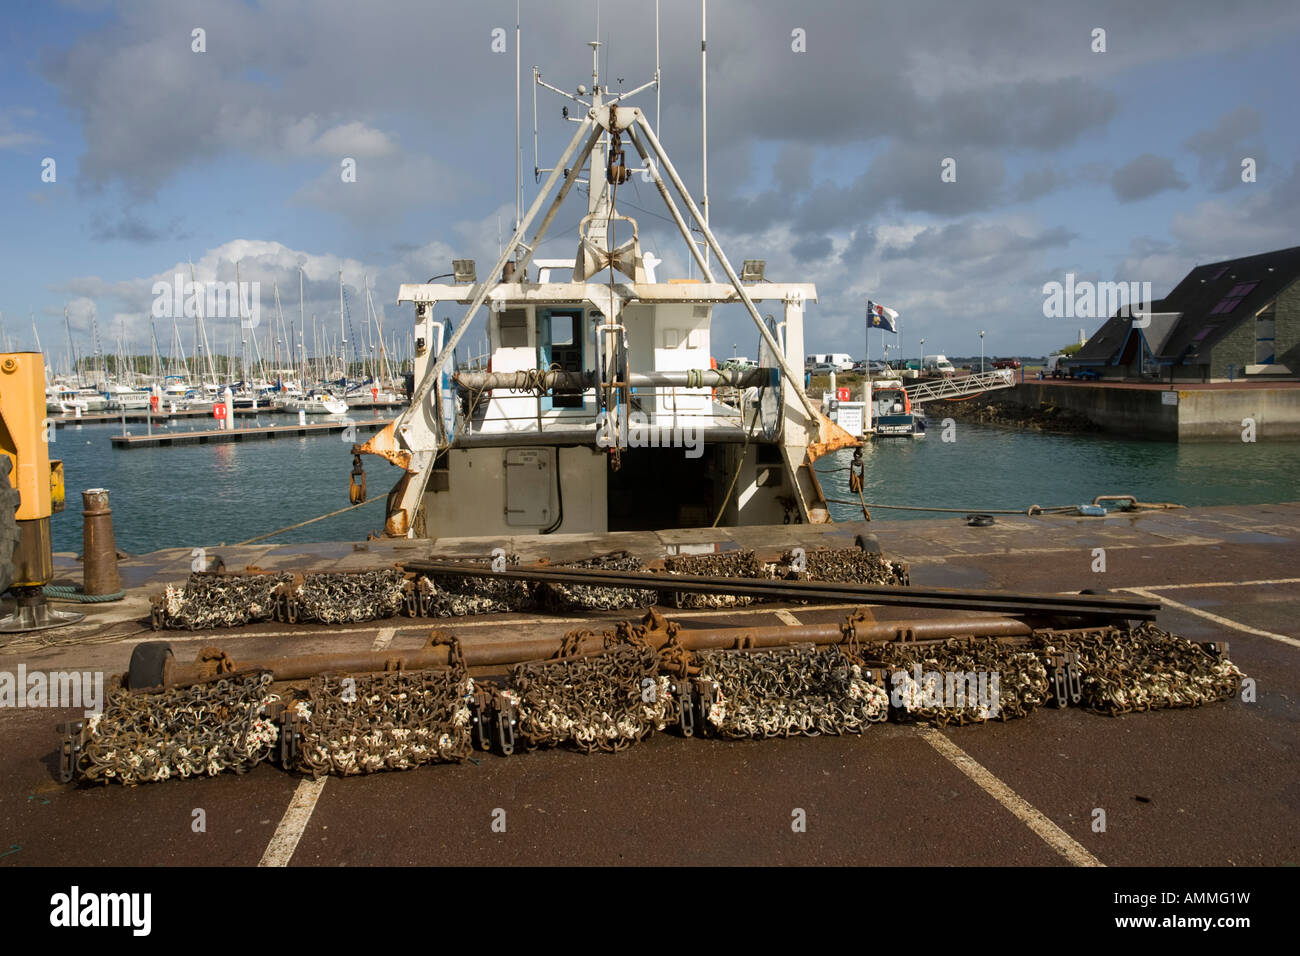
top-left (298, 409), bottom-right (306, 426)
top-left (82, 488), bottom-right (120, 596)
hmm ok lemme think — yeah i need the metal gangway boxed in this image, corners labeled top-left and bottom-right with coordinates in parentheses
top-left (904, 368), bottom-right (1016, 405)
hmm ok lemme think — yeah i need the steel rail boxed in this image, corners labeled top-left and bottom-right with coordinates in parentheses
top-left (402, 561), bottom-right (1159, 620)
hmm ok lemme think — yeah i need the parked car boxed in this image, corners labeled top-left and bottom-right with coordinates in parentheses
top-left (991, 358), bottom-right (1021, 370)
top-left (809, 362), bottom-right (837, 375)
top-left (867, 361), bottom-right (889, 374)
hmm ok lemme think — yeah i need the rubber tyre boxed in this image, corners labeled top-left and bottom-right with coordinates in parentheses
top-left (128, 642), bottom-right (174, 690)
top-left (0, 457), bottom-right (21, 597)
top-left (854, 533), bottom-right (881, 554)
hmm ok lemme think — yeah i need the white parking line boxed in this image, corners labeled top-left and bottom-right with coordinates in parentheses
top-left (918, 727), bottom-right (1104, 867)
top-left (773, 609), bottom-right (803, 626)
top-left (1131, 577), bottom-right (1300, 591)
top-left (259, 777), bottom-right (328, 867)
top-left (370, 627), bottom-right (397, 651)
top-left (1124, 587), bottom-right (1300, 649)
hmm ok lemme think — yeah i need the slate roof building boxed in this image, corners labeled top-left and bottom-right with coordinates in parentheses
top-left (1071, 245), bottom-right (1300, 382)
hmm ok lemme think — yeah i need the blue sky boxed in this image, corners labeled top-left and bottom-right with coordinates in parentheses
top-left (2, 0), bottom-right (1298, 368)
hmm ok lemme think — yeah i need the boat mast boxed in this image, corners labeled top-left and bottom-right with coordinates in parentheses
top-left (299, 266), bottom-right (307, 388)
top-left (273, 282), bottom-right (286, 385)
top-left (190, 260), bottom-right (219, 388)
top-left (150, 316), bottom-right (162, 382)
top-left (337, 270), bottom-right (345, 385)
top-left (700, 0), bottom-right (709, 271)
top-left (64, 308), bottom-right (81, 387)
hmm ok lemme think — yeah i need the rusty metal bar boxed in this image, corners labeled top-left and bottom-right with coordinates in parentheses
top-left (143, 612), bottom-right (1033, 690)
top-left (403, 561), bottom-right (1159, 621)
top-left (453, 367), bottom-right (772, 391)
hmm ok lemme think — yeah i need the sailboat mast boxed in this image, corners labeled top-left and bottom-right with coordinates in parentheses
top-left (64, 308), bottom-right (81, 387)
top-left (338, 270), bottom-right (346, 384)
top-left (190, 261), bottom-right (219, 387)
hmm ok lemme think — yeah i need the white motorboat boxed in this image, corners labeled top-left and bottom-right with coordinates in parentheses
top-left (285, 391), bottom-right (348, 415)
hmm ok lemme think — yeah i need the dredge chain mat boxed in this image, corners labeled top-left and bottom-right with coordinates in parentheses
top-left (664, 548), bottom-right (911, 609)
top-left (1045, 623), bottom-right (1244, 715)
top-left (416, 552), bottom-right (660, 616)
top-left (792, 549), bottom-right (910, 587)
top-left (534, 553), bottom-right (659, 612)
top-left (512, 645), bottom-right (674, 753)
top-left (157, 573), bottom-right (293, 629)
top-left (155, 570), bottom-right (408, 628)
top-left (663, 551), bottom-right (762, 608)
top-left (295, 570), bottom-right (407, 624)
top-left (695, 644), bottom-right (890, 738)
top-left (153, 549), bottom-right (910, 626)
top-left (417, 552), bottom-right (528, 617)
top-left (877, 638), bottom-right (1050, 726)
top-left (293, 670), bottom-right (473, 776)
top-left (78, 673), bottom-right (279, 785)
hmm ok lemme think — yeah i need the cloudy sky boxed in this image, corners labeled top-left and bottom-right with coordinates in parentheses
top-left (2, 0), bottom-right (1298, 369)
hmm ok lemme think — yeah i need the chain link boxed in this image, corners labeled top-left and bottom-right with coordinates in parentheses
top-left (533, 552), bottom-right (659, 612)
top-left (695, 644), bottom-right (890, 738)
top-left (512, 640), bottom-right (673, 753)
top-left (78, 673), bottom-right (278, 785)
top-left (1042, 623), bottom-right (1244, 716)
top-left (154, 574), bottom-right (293, 629)
top-left (294, 570), bottom-right (407, 624)
top-left (877, 638), bottom-right (1050, 726)
top-left (293, 667), bottom-right (473, 776)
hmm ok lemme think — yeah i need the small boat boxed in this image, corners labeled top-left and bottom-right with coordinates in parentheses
top-left (346, 386), bottom-right (402, 407)
top-left (104, 384), bottom-right (152, 410)
top-left (285, 390), bottom-right (348, 415)
top-left (53, 387), bottom-right (108, 413)
top-left (871, 379), bottom-right (926, 437)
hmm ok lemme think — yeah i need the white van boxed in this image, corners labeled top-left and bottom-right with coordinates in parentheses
top-left (806, 352), bottom-right (854, 372)
top-left (923, 354), bottom-right (956, 376)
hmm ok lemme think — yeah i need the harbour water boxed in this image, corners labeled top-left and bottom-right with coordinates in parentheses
top-left (46, 419), bottom-right (1300, 555)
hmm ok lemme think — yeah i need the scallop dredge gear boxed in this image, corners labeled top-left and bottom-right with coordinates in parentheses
top-left (662, 547), bottom-right (910, 609)
top-left (67, 618), bottom-right (1244, 785)
top-left (149, 548), bottom-right (907, 628)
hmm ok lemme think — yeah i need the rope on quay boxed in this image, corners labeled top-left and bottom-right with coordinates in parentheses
top-left (235, 496), bottom-right (386, 547)
top-left (43, 584), bottom-right (126, 602)
top-left (822, 499), bottom-right (1077, 516)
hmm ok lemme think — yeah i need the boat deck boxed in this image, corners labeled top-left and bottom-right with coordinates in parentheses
top-left (1, 502), bottom-right (1296, 866)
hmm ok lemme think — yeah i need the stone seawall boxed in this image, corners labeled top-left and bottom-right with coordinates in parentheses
top-left (976, 382), bottom-right (1300, 440)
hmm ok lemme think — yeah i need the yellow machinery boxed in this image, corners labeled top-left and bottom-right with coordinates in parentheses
top-left (0, 351), bottom-right (81, 631)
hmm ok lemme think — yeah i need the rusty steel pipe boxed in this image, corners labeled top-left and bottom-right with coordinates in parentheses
top-left (81, 488), bottom-right (120, 596)
top-left (162, 644), bottom-right (455, 689)
top-left (145, 612), bottom-right (1032, 690)
top-left (453, 367), bottom-right (772, 392)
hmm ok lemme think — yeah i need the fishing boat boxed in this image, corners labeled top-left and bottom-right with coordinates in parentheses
top-left (357, 34), bottom-right (858, 538)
